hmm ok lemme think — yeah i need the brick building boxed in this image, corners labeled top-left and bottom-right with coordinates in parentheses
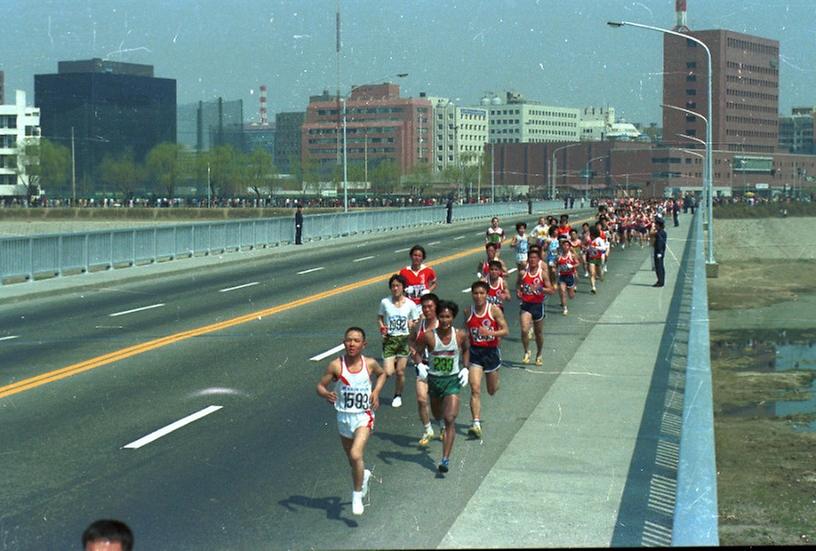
top-left (301, 83), bottom-right (432, 176)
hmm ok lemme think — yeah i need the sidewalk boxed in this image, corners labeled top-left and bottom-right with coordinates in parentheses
top-left (440, 219), bottom-right (694, 548)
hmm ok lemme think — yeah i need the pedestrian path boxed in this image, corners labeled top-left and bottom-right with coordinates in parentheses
top-left (439, 219), bottom-right (694, 548)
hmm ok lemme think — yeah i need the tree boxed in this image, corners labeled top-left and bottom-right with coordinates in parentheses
top-left (207, 145), bottom-right (240, 197)
top-left (98, 150), bottom-right (143, 199)
top-left (245, 148), bottom-right (277, 199)
top-left (370, 160), bottom-right (400, 194)
top-left (145, 142), bottom-right (185, 198)
top-left (16, 138), bottom-right (71, 199)
top-left (404, 163), bottom-right (432, 196)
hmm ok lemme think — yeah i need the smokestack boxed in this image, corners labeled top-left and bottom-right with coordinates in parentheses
top-left (675, 0), bottom-right (689, 31)
top-left (259, 84), bottom-right (268, 125)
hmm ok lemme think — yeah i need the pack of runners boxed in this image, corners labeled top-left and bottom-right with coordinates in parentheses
top-left (316, 200), bottom-right (670, 515)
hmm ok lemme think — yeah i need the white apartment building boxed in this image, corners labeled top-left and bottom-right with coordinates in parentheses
top-left (579, 106), bottom-right (641, 141)
top-left (0, 90), bottom-right (41, 196)
top-left (424, 94), bottom-right (489, 173)
top-left (483, 91), bottom-right (580, 144)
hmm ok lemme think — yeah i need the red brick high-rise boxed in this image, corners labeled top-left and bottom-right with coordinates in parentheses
top-left (663, 2), bottom-right (779, 154)
top-left (301, 83), bottom-right (432, 177)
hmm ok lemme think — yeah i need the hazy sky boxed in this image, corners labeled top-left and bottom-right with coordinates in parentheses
top-left (3, 0), bottom-right (815, 124)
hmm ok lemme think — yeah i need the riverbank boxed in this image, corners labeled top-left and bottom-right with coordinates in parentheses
top-left (709, 216), bottom-right (816, 545)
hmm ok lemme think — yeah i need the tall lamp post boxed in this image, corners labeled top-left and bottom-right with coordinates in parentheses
top-left (608, 20), bottom-right (715, 266)
top-left (342, 73), bottom-right (408, 212)
top-left (583, 155), bottom-right (608, 201)
top-left (550, 142), bottom-right (584, 200)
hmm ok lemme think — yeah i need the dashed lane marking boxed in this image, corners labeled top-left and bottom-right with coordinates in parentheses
top-left (310, 343), bottom-right (345, 362)
top-left (122, 405), bottom-right (223, 449)
top-left (219, 282), bottom-right (260, 293)
top-left (109, 304), bottom-right (165, 317)
top-left (353, 256), bottom-right (376, 263)
top-left (297, 267), bottom-right (325, 275)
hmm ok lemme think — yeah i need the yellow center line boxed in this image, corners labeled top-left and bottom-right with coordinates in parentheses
top-left (0, 243), bottom-right (489, 400)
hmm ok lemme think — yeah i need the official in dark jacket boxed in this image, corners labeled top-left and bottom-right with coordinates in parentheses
top-left (294, 204), bottom-right (304, 244)
top-left (653, 218), bottom-right (667, 287)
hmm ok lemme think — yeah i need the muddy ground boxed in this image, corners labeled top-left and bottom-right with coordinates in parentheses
top-left (709, 218), bottom-right (816, 545)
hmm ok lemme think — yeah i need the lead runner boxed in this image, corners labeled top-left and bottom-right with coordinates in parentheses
top-left (316, 327), bottom-right (387, 516)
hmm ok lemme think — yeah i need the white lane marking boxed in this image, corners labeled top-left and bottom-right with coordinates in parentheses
top-left (461, 288), bottom-right (471, 293)
top-left (219, 281), bottom-right (260, 293)
top-left (428, 241), bottom-right (440, 246)
top-left (353, 255), bottom-right (376, 263)
top-left (95, 325), bottom-right (124, 329)
top-left (454, 235), bottom-right (465, 240)
top-left (297, 267), bottom-right (325, 275)
top-left (123, 405), bottom-right (223, 449)
top-left (507, 268), bottom-right (518, 274)
top-left (310, 343), bottom-right (345, 362)
top-left (474, 232), bottom-right (483, 236)
top-left (0, 335), bottom-right (19, 342)
top-left (394, 247), bottom-right (411, 253)
top-left (109, 303), bottom-right (165, 317)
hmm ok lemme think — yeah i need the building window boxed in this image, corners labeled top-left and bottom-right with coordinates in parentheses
top-left (686, 89), bottom-right (697, 96)
top-left (687, 61), bottom-right (697, 69)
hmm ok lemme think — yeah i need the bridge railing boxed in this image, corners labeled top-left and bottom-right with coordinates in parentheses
top-left (1, 200), bottom-right (563, 285)
top-left (672, 209), bottom-right (720, 545)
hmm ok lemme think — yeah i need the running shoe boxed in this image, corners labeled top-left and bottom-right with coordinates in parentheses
top-left (591, 286), bottom-right (597, 294)
top-left (438, 458), bottom-right (450, 473)
top-left (535, 356), bottom-right (543, 366)
top-left (583, 271), bottom-right (590, 278)
top-left (522, 351), bottom-right (531, 364)
top-left (362, 469), bottom-right (372, 497)
top-left (467, 424), bottom-right (482, 439)
top-left (562, 306), bottom-right (568, 316)
top-left (392, 395), bottom-right (402, 408)
top-left (418, 430), bottom-right (435, 447)
top-left (352, 492), bottom-right (364, 515)
top-left (603, 264), bottom-right (608, 273)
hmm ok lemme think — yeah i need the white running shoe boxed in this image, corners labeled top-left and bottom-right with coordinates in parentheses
top-left (583, 271), bottom-right (589, 278)
top-left (392, 396), bottom-right (402, 408)
top-left (352, 492), bottom-right (364, 515)
top-left (362, 469), bottom-right (372, 497)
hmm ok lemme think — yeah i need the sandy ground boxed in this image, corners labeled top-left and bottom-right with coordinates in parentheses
top-left (709, 216), bottom-right (816, 545)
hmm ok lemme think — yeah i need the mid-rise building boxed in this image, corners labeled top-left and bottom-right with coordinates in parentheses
top-left (0, 90), bottom-right (40, 196)
top-left (423, 95), bottom-right (488, 173)
top-left (483, 91), bottom-right (580, 144)
top-left (177, 98), bottom-right (244, 152)
top-left (663, 26), bottom-right (779, 154)
top-left (35, 58), bottom-right (176, 187)
top-left (301, 83), bottom-right (432, 176)
top-left (579, 106), bottom-right (641, 142)
top-left (274, 111), bottom-right (305, 175)
top-left (779, 107), bottom-right (815, 154)
top-left (0, 70), bottom-right (5, 105)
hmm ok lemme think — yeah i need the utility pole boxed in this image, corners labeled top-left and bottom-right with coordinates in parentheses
top-left (71, 126), bottom-right (76, 206)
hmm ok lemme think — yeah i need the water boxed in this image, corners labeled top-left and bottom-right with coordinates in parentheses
top-left (715, 337), bottom-right (816, 432)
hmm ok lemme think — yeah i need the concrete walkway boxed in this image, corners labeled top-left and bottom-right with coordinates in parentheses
top-left (440, 220), bottom-right (695, 548)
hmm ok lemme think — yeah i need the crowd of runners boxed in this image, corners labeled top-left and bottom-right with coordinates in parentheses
top-left (316, 197), bottom-right (673, 516)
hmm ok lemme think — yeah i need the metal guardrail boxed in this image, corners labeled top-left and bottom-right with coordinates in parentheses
top-left (1, 201), bottom-right (562, 285)
top-left (672, 209), bottom-right (720, 545)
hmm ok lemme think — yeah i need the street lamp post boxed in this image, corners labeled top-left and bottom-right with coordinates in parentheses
top-left (583, 155), bottom-right (607, 201)
top-left (342, 73), bottom-right (408, 212)
top-left (608, 20), bottom-right (715, 266)
top-left (550, 142), bottom-right (584, 200)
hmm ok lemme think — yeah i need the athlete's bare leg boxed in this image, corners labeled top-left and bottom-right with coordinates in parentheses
top-left (533, 318), bottom-right (544, 358)
top-left (441, 394), bottom-right (460, 460)
top-left (382, 356), bottom-right (396, 377)
top-left (416, 379), bottom-right (430, 425)
top-left (340, 427), bottom-right (371, 491)
top-left (394, 356), bottom-right (407, 396)
top-left (519, 311), bottom-right (533, 356)
top-left (468, 366), bottom-right (484, 421)
top-left (486, 371), bottom-right (500, 395)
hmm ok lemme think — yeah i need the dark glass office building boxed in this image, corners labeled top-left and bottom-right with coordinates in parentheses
top-left (35, 58), bottom-right (176, 193)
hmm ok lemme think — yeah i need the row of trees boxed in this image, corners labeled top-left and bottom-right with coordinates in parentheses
top-left (17, 139), bottom-right (490, 201)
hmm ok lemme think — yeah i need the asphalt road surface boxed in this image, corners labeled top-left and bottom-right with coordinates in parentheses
top-left (0, 214), bottom-right (651, 550)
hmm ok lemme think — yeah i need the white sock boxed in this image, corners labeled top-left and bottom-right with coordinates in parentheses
top-left (473, 419), bottom-right (481, 427)
top-left (353, 490), bottom-right (363, 499)
top-left (424, 422), bottom-right (432, 433)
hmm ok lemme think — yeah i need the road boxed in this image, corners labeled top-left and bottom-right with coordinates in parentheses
top-left (0, 212), bottom-right (653, 549)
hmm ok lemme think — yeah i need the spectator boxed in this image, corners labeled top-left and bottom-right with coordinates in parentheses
top-left (82, 519), bottom-right (133, 551)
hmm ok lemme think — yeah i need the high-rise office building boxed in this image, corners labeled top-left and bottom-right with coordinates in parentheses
top-left (177, 98), bottom-right (244, 152)
top-left (423, 95), bottom-right (488, 174)
top-left (0, 70), bottom-right (5, 105)
top-left (0, 90), bottom-right (40, 195)
top-left (35, 58), bottom-right (176, 188)
top-left (483, 91), bottom-right (581, 145)
top-left (274, 111), bottom-right (305, 175)
top-left (663, 2), bottom-right (779, 154)
top-left (779, 107), bottom-right (815, 155)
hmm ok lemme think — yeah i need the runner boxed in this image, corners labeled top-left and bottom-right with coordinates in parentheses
top-left (408, 293), bottom-right (442, 446)
top-left (531, 216), bottom-right (549, 249)
top-left (545, 225), bottom-right (560, 287)
top-left (464, 281), bottom-right (509, 440)
top-left (486, 260), bottom-right (511, 310)
top-left (378, 274), bottom-right (420, 408)
top-left (510, 221), bottom-right (531, 274)
top-left (556, 214), bottom-right (572, 239)
top-left (555, 237), bottom-right (581, 315)
top-left (413, 300), bottom-right (470, 473)
top-left (400, 245), bottom-right (438, 305)
top-left (517, 247), bottom-right (555, 365)
top-left (476, 242), bottom-right (507, 280)
top-left (316, 327), bottom-right (387, 516)
top-left (485, 217), bottom-right (505, 258)
top-left (586, 226), bottom-right (606, 294)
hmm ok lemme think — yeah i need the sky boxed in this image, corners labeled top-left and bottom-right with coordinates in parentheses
top-left (2, 0), bottom-right (816, 125)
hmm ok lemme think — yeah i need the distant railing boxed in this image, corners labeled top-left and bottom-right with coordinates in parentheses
top-left (672, 210), bottom-right (720, 545)
top-left (1, 200), bottom-right (563, 285)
